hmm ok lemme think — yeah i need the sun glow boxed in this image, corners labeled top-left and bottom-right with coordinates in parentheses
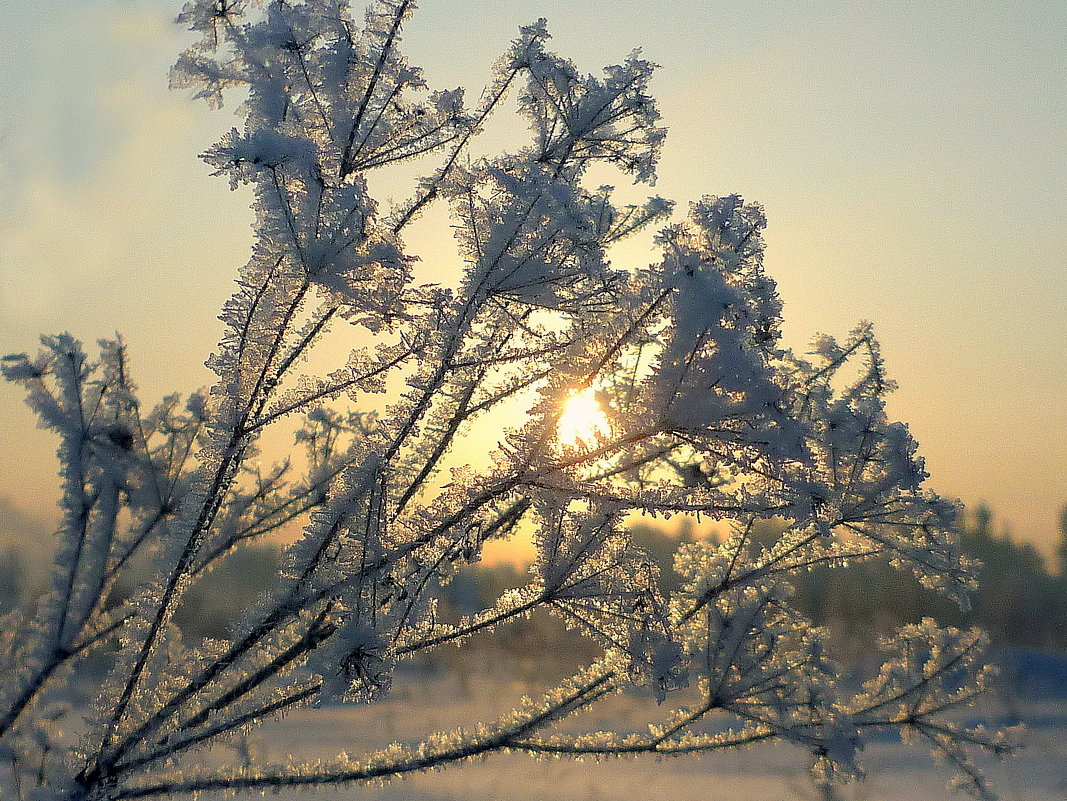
top-left (556, 388), bottom-right (612, 449)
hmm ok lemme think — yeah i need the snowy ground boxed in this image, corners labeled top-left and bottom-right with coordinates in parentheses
top-left (194, 674), bottom-right (1067, 801)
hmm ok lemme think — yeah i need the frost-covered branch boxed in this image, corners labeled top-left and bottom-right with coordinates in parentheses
top-left (0, 1), bottom-right (1014, 799)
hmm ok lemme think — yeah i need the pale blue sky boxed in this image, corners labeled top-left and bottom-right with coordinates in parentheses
top-left (2, 0), bottom-right (1065, 555)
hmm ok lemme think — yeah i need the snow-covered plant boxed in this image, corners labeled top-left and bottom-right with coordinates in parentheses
top-left (1, 1), bottom-right (1016, 799)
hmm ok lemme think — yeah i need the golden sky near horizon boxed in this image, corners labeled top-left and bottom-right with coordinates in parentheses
top-left (1, 0), bottom-right (1065, 561)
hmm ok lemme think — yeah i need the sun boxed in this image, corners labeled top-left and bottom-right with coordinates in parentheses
top-left (556, 388), bottom-right (612, 449)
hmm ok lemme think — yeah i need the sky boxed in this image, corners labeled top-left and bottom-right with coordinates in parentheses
top-left (1, 0), bottom-right (1065, 560)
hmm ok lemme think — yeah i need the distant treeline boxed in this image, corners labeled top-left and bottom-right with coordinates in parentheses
top-left (1, 504), bottom-right (1064, 668)
top-left (648, 506), bottom-right (1067, 654)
